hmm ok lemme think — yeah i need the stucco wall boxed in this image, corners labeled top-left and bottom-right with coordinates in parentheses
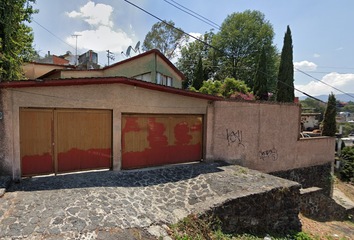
top-left (2, 84), bottom-right (210, 179)
top-left (0, 89), bottom-right (13, 176)
top-left (61, 70), bottom-right (104, 78)
top-left (206, 101), bottom-right (335, 173)
top-left (22, 64), bottom-right (70, 79)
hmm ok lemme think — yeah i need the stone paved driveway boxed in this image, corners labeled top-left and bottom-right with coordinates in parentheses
top-left (0, 162), bottom-right (297, 239)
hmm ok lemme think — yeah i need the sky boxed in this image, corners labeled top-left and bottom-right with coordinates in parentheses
top-left (27, 0), bottom-right (354, 98)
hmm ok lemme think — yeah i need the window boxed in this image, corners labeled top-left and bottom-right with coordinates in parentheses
top-left (133, 72), bottom-right (152, 82)
top-left (156, 72), bottom-right (172, 87)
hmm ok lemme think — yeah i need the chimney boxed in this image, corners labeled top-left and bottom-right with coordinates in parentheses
top-left (48, 51), bottom-right (50, 56)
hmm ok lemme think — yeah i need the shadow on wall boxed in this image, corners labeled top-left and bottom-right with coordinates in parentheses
top-left (6, 162), bottom-right (226, 193)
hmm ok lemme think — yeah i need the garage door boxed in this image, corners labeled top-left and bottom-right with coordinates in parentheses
top-left (20, 108), bottom-right (112, 176)
top-left (122, 114), bottom-right (203, 169)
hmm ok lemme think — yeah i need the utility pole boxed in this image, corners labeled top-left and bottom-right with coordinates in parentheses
top-left (106, 50), bottom-right (115, 66)
top-left (71, 34), bottom-right (81, 65)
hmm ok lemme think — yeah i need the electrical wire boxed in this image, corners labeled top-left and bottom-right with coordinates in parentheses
top-left (157, 1), bottom-right (354, 101)
top-left (295, 67), bottom-right (354, 99)
top-left (124, 0), bottom-right (325, 103)
top-left (163, 0), bottom-right (220, 30)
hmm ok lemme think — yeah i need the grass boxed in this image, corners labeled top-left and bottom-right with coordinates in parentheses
top-left (169, 214), bottom-right (313, 240)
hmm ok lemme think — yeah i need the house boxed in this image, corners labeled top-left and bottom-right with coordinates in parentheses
top-left (77, 50), bottom-right (100, 70)
top-left (22, 62), bottom-right (75, 80)
top-left (39, 49), bottom-right (185, 89)
top-left (0, 50), bottom-right (335, 197)
top-left (301, 113), bottom-right (321, 131)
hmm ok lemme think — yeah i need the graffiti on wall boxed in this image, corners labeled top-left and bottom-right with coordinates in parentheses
top-left (226, 129), bottom-right (244, 147)
top-left (259, 148), bottom-right (278, 161)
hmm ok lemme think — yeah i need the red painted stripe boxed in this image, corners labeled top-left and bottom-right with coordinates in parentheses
top-left (22, 153), bottom-right (53, 175)
top-left (58, 148), bottom-right (111, 172)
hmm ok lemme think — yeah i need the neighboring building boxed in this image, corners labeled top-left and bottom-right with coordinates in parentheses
top-left (58, 51), bottom-right (77, 65)
top-left (77, 50), bottom-right (100, 70)
top-left (39, 49), bottom-right (185, 89)
top-left (301, 113), bottom-right (321, 131)
top-left (36, 51), bottom-right (70, 65)
top-left (22, 62), bottom-right (75, 80)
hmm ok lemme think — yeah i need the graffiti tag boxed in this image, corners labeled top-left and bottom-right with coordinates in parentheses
top-left (226, 129), bottom-right (244, 147)
top-left (259, 148), bottom-right (278, 161)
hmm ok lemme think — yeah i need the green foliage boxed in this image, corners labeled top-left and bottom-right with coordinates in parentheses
top-left (0, 0), bottom-right (37, 81)
top-left (142, 20), bottom-right (187, 60)
top-left (340, 146), bottom-right (354, 182)
top-left (177, 31), bottom-right (217, 89)
top-left (192, 55), bottom-right (204, 90)
top-left (253, 46), bottom-right (269, 100)
top-left (276, 26), bottom-right (294, 103)
top-left (193, 78), bottom-right (255, 100)
top-left (337, 122), bottom-right (354, 137)
top-left (212, 10), bottom-right (279, 91)
top-left (322, 93), bottom-right (337, 136)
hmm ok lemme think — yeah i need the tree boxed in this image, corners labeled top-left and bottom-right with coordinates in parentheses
top-left (322, 93), bottom-right (337, 136)
top-left (142, 20), bottom-right (187, 60)
top-left (191, 78), bottom-right (255, 101)
top-left (177, 31), bottom-right (217, 89)
top-left (192, 55), bottom-right (204, 90)
top-left (212, 10), bottom-right (278, 90)
top-left (0, 0), bottom-right (37, 81)
top-left (253, 47), bottom-right (268, 100)
top-left (276, 26), bottom-right (294, 102)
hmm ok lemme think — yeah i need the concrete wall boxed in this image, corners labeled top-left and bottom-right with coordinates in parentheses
top-left (22, 63), bottom-right (71, 80)
top-left (1, 84), bottom-right (210, 179)
top-left (205, 101), bottom-right (335, 173)
top-left (0, 89), bottom-right (13, 176)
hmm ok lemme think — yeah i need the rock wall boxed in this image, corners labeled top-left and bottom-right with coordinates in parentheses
top-left (300, 187), bottom-right (354, 221)
top-left (200, 185), bottom-right (302, 234)
top-left (270, 162), bottom-right (333, 197)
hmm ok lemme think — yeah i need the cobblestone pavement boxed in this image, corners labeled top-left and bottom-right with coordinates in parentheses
top-left (0, 162), bottom-right (298, 239)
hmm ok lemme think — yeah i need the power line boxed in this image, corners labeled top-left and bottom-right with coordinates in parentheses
top-left (124, 0), bottom-right (325, 103)
top-left (295, 67), bottom-right (354, 99)
top-left (159, 1), bottom-right (354, 101)
top-left (163, 0), bottom-right (220, 30)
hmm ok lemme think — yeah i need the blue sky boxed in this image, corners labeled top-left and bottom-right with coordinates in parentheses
top-left (28, 0), bottom-right (354, 98)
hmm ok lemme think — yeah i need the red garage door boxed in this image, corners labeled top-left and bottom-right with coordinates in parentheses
top-left (122, 114), bottom-right (203, 169)
top-left (20, 108), bottom-right (112, 176)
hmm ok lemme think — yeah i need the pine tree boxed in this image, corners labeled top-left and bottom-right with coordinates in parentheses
top-left (322, 93), bottom-right (337, 136)
top-left (276, 26), bottom-right (294, 102)
top-left (253, 47), bottom-right (268, 100)
top-left (192, 56), bottom-right (204, 90)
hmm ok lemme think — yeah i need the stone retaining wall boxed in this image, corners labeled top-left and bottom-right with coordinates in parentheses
top-left (200, 185), bottom-right (302, 234)
top-left (270, 162), bottom-right (333, 197)
top-left (300, 187), bottom-right (354, 221)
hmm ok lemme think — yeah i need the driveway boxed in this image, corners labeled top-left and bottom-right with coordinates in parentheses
top-left (0, 162), bottom-right (298, 239)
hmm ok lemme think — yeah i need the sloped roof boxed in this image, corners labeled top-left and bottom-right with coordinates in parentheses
top-left (0, 77), bottom-right (221, 101)
top-left (37, 49), bottom-right (185, 80)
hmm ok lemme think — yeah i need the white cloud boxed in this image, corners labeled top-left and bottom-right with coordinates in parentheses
top-left (66, 26), bottom-right (132, 52)
top-left (336, 47), bottom-right (343, 51)
top-left (65, 1), bottom-right (134, 56)
top-left (313, 53), bottom-right (320, 58)
top-left (66, 1), bottom-right (113, 27)
top-left (294, 61), bottom-right (317, 71)
top-left (296, 72), bottom-right (354, 96)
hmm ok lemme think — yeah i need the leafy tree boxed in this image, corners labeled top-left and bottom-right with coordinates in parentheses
top-left (191, 55), bottom-right (204, 90)
top-left (322, 93), bottom-right (337, 136)
top-left (142, 20), bottom-right (187, 60)
top-left (0, 0), bottom-right (37, 81)
top-left (190, 78), bottom-right (255, 100)
top-left (253, 46), bottom-right (268, 100)
top-left (177, 31), bottom-right (217, 89)
top-left (212, 10), bottom-right (278, 91)
top-left (339, 146), bottom-right (354, 182)
top-left (276, 26), bottom-right (294, 102)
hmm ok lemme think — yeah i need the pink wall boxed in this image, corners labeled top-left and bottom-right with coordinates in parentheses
top-left (206, 101), bottom-right (335, 172)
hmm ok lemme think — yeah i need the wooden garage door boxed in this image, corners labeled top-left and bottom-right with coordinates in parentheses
top-left (55, 109), bottom-right (112, 173)
top-left (20, 108), bottom-right (112, 176)
top-left (122, 114), bottom-right (203, 169)
top-left (20, 109), bottom-right (54, 176)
